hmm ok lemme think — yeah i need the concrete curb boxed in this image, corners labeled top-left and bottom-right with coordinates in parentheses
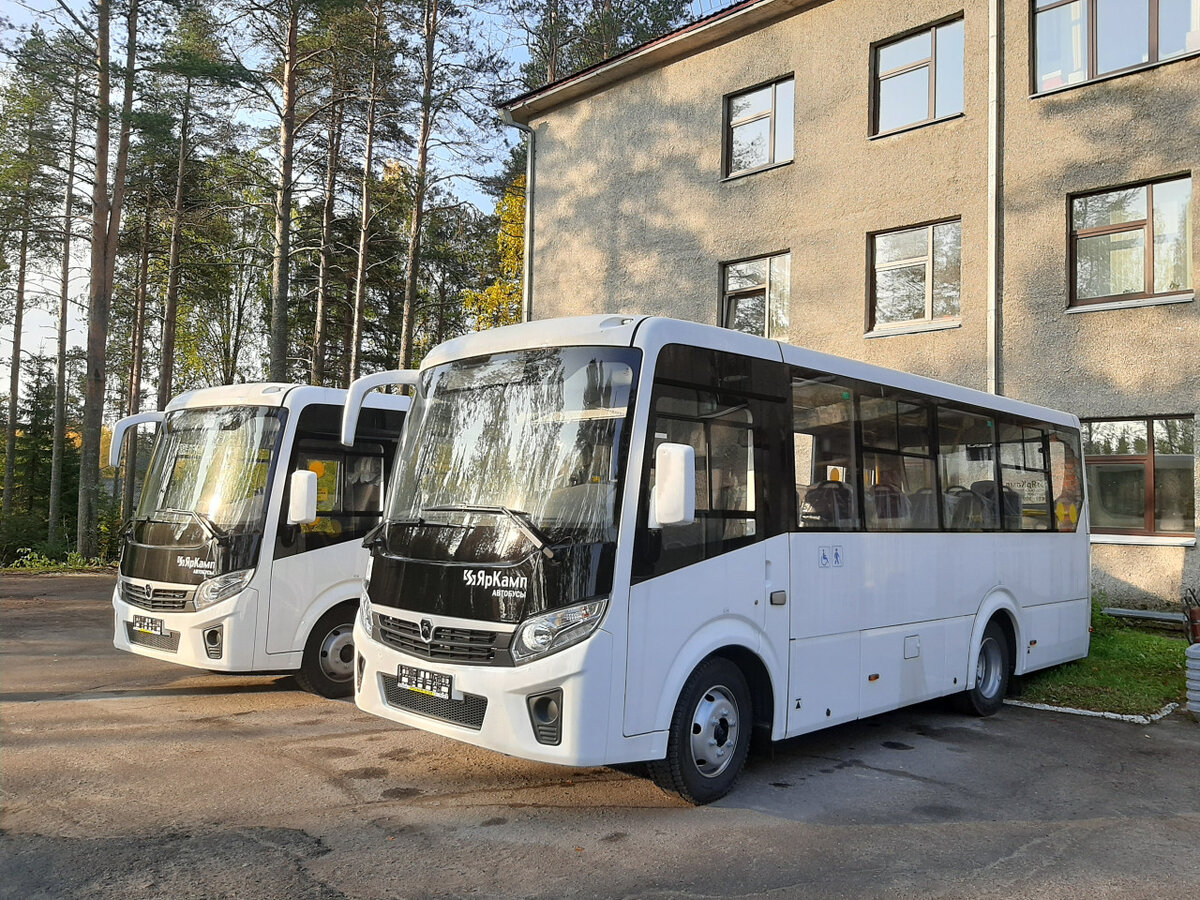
top-left (1004, 699), bottom-right (1181, 726)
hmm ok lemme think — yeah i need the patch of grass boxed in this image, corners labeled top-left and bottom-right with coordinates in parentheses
top-left (1017, 603), bottom-right (1188, 716)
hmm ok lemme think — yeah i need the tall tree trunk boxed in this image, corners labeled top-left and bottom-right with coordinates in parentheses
top-left (349, 0), bottom-right (383, 380)
top-left (122, 207), bottom-right (151, 520)
top-left (49, 70), bottom-right (81, 547)
top-left (2, 191), bottom-right (32, 519)
top-left (312, 94), bottom-right (343, 385)
top-left (268, 3), bottom-right (300, 382)
top-left (78, 0), bottom-right (137, 558)
top-left (399, 0), bottom-right (437, 371)
top-left (158, 81), bottom-right (190, 410)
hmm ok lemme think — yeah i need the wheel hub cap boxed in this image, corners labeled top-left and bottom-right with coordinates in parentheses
top-left (319, 625), bottom-right (354, 682)
top-left (689, 685), bottom-right (739, 778)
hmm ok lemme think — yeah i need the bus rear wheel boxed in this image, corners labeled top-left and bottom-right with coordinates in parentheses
top-left (956, 620), bottom-right (1010, 717)
top-left (295, 605), bottom-right (356, 699)
top-left (648, 657), bottom-right (752, 805)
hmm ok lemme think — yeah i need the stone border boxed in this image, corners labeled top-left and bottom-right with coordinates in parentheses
top-left (1004, 699), bottom-right (1180, 726)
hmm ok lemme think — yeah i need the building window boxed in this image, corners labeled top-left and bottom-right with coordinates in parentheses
top-left (870, 220), bottom-right (961, 330)
top-left (1083, 417), bottom-right (1195, 535)
top-left (1070, 175), bottom-right (1193, 306)
top-left (873, 18), bottom-right (964, 135)
top-left (1034, 0), bottom-right (1200, 93)
top-left (725, 77), bottom-right (794, 177)
top-left (722, 253), bottom-right (790, 338)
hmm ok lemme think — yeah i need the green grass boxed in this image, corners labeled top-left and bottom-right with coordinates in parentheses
top-left (1, 547), bottom-right (113, 574)
top-left (1017, 604), bottom-right (1189, 716)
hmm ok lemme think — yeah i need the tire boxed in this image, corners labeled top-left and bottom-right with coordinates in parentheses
top-left (955, 620), bottom-right (1011, 716)
top-left (295, 605), bottom-right (356, 699)
top-left (647, 656), bottom-right (752, 805)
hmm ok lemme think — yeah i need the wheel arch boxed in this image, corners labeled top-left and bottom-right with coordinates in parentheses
top-left (969, 588), bottom-right (1023, 681)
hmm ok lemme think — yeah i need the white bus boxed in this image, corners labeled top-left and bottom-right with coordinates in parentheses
top-left (344, 316), bottom-right (1089, 802)
top-left (109, 383), bottom-right (407, 697)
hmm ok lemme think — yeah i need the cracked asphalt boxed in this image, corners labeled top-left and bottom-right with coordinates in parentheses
top-left (2, 572), bottom-right (1198, 899)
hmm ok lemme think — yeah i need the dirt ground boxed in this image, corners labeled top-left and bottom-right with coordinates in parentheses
top-left (2, 571), bottom-right (1198, 899)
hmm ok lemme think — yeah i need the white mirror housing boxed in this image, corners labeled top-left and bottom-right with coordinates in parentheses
top-left (288, 470), bottom-right (319, 525)
top-left (653, 442), bottom-right (696, 527)
top-left (108, 410), bottom-right (165, 469)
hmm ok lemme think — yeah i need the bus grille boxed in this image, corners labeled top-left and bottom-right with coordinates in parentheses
top-left (380, 674), bottom-right (488, 730)
top-left (377, 614), bottom-right (498, 663)
top-left (125, 623), bottom-right (181, 653)
top-left (121, 580), bottom-right (195, 612)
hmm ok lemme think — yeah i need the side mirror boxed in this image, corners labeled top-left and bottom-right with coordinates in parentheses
top-left (652, 442), bottom-right (696, 527)
top-left (288, 470), bottom-right (318, 525)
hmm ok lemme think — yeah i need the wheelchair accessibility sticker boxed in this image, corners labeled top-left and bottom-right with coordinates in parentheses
top-left (819, 546), bottom-right (844, 568)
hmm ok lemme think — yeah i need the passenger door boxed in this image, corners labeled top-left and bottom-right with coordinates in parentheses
top-left (624, 345), bottom-right (791, 737)
top-left (267, 403), bottom-right (400, 654)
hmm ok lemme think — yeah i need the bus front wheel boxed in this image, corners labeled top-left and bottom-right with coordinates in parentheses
top-left (648, 657), bottom-right (752, 805)
top-left (295, 605), bottom-right (356, 699)
top-left (956, 620), bottom-right (1010, 716)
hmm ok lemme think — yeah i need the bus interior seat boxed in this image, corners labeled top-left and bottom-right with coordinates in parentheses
top-left (868, 483), bottom-right (910, 528)
top-left (946, 485), bottom-right (991, 530)
top-left (907, 488), bottom-right (939, 529)
top-left (971, 481), bottom-right (1023, 530)
top-left (800, 480), bottom-right (854, 529)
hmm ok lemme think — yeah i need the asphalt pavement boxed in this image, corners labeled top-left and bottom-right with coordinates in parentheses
top-left (2, 572), bottom-right (1198, 899)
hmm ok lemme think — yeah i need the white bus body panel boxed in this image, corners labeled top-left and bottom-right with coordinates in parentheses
top-left (112, 584), bottom-right (261, 671)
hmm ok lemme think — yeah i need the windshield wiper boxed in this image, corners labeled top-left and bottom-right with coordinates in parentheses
top-left (423, 505), bottom-right (557, 559)
top-left (152, 508), bottom-right (230, 544)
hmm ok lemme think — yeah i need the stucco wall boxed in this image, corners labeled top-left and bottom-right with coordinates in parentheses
top-left (1000, 2), bottom-right (1199, 608)
top-left (520, 0), bottom-right (1199, 608)
top-left (529, 0), bottom-right (989, 389)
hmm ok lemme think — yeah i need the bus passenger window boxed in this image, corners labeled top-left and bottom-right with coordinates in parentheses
top-left (1048, 428), bottom-right (1083, 532)
top-left (859, 394), bottom-right (936, 531)
top-left (998, 422), bottom-right (1052, 531)
top-left (792, 374), bottom-right (858, 531)
top-left (938, 407), bottom-right (998, 531)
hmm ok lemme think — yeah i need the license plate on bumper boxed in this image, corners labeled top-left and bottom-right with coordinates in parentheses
top-left (397, 664), bottom-right (452, 700)
top-left (132, 615), bottom-right (164, 635)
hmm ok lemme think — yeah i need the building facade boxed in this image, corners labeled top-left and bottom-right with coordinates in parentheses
top-left (502, 0), bottom-right (1199, 608)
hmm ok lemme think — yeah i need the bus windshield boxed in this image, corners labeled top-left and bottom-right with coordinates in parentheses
top-left (137, 406), bottom-right (282, 534)
top-left (386, 347), bottom-right (640, 546)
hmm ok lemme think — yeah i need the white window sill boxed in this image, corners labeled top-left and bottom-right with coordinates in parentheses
top-left (1091, 534), bottom-right (1196, 547)
top-left (1066, 293), bottom-right (1193, 314)
top-left (865, 319), bottom-right (961, 339)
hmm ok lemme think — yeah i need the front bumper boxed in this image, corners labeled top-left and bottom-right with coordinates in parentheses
top-left (111, 586), bottom-right (261, 672)
top-left (353, 617), bottom-right (615, 767)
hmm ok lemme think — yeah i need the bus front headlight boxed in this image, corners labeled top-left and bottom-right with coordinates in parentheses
top-left (511, 598), bottom-right (608, 665)
top-left (359, 588), bottom-right (373, 637)
top-left (194, 569), bottom-right (253, 610)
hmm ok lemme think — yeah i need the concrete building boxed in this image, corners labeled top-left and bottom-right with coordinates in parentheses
top-left (500, 0), bottom-right (1199, 608)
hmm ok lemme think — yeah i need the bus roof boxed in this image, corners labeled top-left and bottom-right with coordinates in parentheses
top-left (164, 382), bottom-right (410, 415)
top-left (421, 315), bottom-right (1079, 430)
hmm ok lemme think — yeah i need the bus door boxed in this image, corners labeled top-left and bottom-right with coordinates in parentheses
top-left (625, 346), bottom-right (791, 738)
top-left (786, 370), bottom-right (862, 736)
top-left (268, 404), bottom-right (395, 654)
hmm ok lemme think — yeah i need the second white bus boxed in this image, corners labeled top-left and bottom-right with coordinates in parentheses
top-left (344, 316), bottom-right (1090, 802)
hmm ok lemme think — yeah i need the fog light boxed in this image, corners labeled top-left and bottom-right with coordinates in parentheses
top-left (356, 653), bottom-right (365, 691)
top-left (526, 689), bottom-right (563, 746)
top-left (203, 625), bottom-right (223, 659)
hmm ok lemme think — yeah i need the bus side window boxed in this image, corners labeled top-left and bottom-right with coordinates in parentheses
top-left (792, 373), bottom-right (859, 531)
top-left (278, 440), bottom-right (386, 557)
top-left (998, 421), bottom-right (1051, 531)
top-left (1048, 427), bottom-right (1083, 532)
top-left (859, 393), bottom-right (936, 531)
top-left (937, 407), bottom-right (999, 531)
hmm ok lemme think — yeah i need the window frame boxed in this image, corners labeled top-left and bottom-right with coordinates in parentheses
top-left (1068, 174), bottom-right (1193, 308)
top-left (721, 250), bottom-right (791, 338)
top-left (868, 217), bottom-right (963, 332)
top-left (723, 75), bottom-right (795, 179)
top-left (870, 15), bottom-right (966, 138)
top-left (1082, 415), bottom-right (1195, 536)
top-left (1032, 0), bottom-right (1200, 95)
